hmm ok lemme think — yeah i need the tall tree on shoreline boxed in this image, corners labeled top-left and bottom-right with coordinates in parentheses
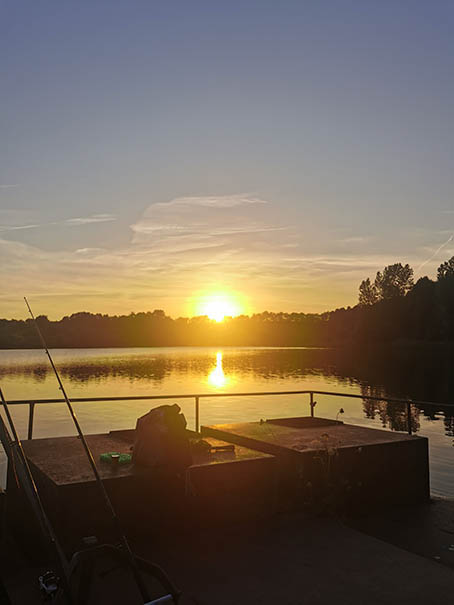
top-left (437, 256), bottom-right (454, 280)
top-left (375, 263), bottom-right (414, 300)
top-left (358, 263), bottom-right (414, 304)
top-left (358, 278), bottom-right (379, 306)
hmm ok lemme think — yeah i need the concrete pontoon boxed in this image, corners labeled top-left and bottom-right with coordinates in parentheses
top-left (0, 389), bottom-right (452, 604)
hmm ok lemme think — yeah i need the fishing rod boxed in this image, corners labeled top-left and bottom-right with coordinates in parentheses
top-left (0, 387), bottom-right (73, 603)
top-left (24, 297), bottom-right (152, 604)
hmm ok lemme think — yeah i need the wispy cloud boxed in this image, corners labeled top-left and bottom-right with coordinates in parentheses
top-left (75, 247), bottom-right (106, 254)
top-left (131, 194), bottom-right (275, 248)
top-left (0, 224), bottom-right (40, 232)
top-left (64, 214), bottom-right (116, 226)
top-left (0, 213), bottom-right (116, 232)
top-left (151, 194), bottom-right (267, 210)
top-left (0, 184), bottom-right (20, 189)
top-left (337, 236), bottom-right (373, 245)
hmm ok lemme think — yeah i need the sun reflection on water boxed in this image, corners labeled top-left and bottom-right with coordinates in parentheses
top-left (207, 351), bottom-right (229, 388)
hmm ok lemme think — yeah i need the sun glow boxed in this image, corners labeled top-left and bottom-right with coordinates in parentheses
top-left (196, 292), bottom-right (243, 322)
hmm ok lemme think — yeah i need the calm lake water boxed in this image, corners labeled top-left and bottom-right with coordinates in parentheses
top-left (1, 346), bottom-right (453, 496)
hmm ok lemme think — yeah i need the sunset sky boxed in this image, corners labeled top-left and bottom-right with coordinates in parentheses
top-left (2, 1), bottom-right (453, 319)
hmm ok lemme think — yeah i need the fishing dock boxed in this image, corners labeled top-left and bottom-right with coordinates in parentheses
top-left (1, 388), bottom-right (453, 604)
top-left (8, 415), bottom-right (429, 546)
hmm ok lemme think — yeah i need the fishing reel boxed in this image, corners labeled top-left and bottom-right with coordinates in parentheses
top-left (38, 570), bottom-right (60, 601)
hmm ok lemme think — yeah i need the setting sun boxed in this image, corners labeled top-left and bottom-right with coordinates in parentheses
top-left (195, 292), bottom-right (243, 322)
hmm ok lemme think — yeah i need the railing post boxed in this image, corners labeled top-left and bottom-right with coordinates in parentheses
top-left (28, 403), bottom-right (35, 440)
top-left (195, 397), bottom-right (200, 433)
top-left (310, 392), bottom-right (315, 418)
top-left (407, 401), bottom-right (412, 435)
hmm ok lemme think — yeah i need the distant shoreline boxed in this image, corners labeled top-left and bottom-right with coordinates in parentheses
top-left (1, 341), bottom-right (453, 351)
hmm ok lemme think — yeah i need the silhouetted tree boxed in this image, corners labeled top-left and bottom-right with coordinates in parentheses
top-left (374, 263), bottom-right (414, 300)
top-left (358, 278), bottom-right (378, 306)
top-left (438, 256), bottom-right (454, 280)
top-left (358, 263), bottom-right (414, 305)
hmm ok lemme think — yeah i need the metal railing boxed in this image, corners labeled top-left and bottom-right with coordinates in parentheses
top-left (3, 389), bottom-right (454, 440)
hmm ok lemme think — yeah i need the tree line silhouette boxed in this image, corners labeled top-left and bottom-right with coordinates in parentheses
top-left (2, 256), bottom-right (454, 349)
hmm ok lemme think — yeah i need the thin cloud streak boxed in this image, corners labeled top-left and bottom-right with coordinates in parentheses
top-left (150, 194), bottom-right (267, 210)
top-left (0, 214), bottom-right (117, 232)
top-left (338, 236), bottom-right (373, 245)
top-left (417, 233), bottom-right (454, 273)
top-left (0, 224), bottom-right (40, 232)
top-left (65, 214), bottom-right (117, 225)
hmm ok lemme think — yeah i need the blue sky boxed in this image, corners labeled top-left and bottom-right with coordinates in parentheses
top-left (1, 1), bottom-right (453, 318)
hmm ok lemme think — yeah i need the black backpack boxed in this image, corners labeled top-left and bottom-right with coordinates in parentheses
top-left (132, 404), bottom-right (192, 472)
